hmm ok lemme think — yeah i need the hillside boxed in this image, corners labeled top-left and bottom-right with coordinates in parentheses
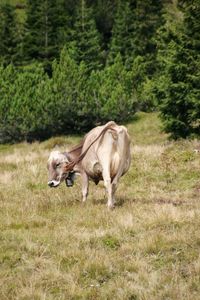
top-left (0, 113), bottom-right (200, 299)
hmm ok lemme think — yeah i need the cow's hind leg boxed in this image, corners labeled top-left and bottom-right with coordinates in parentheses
top-left (103, 164), bottom-right (116, 209)
top-left (111, 182), bottom-right (117, 205)
top-left (104, 176), bottom-right (114, 209)
top-left (99, 129), bottom-right (116, 209)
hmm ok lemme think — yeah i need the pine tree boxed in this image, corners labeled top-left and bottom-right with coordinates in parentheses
top-left (132, 0), bottom-right (164, 74)
top-left (107, 0), bottom-right (165, 110)
top-left (88, 0), bottom-right (117, 53)
top-left (0, 3), bottom-right (19, 65)
top-left (70, 0), bottom-right (102, 72)
top-left (158, 0), bottom-right (200, 138)
top-left (23, 0), bottom-right (69, 70)
top-left (108, 0), bottom-right (135, 69)
top-left (108, 0), bottom-right (164, 71)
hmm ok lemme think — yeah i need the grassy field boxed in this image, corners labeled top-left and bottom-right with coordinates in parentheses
top-left (0, 112), bottom-right (200, 300)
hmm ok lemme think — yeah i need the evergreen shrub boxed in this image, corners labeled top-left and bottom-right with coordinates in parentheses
top-left (0, 49), bottom-right (137, 143)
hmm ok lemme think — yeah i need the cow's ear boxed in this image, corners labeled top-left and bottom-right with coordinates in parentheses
top-left (62, 152), bottom-right (71, 164)
top-left (53, 145), bottom-right (59, 150)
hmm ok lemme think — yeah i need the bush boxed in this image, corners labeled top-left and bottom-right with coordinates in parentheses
top-left (131, 55), bottom-right (157, 111)
top-left (87, 54), bottom-right (137, 123)
top-left (50, 50), bottom-right (137, 132)
top-left (0, 50), bottom-right (137, 143)
top-left (0, 64), bottom-right (50, 142)
top-left (49, 48), bottom-right (94, 132)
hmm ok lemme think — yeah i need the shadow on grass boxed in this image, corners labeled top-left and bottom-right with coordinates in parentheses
top-left (92, 196), bottom-right (187, 208)
top-left (92, 197), bottom-right (107, 206)
top-left (91, 196), bottom-right (134, 208)
top-left (117, 197), bottom-right (186, 207)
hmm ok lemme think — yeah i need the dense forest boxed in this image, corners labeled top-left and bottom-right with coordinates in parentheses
top-left (0, 0), bottom-right (199, 142)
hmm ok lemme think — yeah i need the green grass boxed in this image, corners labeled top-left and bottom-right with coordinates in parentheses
top-left (0, 112), bottom-right (200, 299)
top-left (126, 112), bottom-right (169, 145)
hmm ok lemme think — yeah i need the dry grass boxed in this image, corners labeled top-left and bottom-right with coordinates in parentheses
top-left (0, 112), bottom-right (200, 300)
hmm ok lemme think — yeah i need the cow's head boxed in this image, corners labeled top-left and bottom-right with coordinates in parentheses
top-left (47, 150), bottom-right (75, 188)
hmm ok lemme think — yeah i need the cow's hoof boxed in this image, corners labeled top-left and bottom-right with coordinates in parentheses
top-left (108, 204), bottom-right (115, 210)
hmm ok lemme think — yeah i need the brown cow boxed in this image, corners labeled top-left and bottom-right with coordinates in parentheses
top-left (47, 121), bottom-right (131, 208)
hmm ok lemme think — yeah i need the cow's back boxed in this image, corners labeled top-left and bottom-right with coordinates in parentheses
top-left (81, 122), bottom-right (131, 181)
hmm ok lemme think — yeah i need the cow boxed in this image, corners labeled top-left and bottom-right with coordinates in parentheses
top-left (47, 121), bottom-right (131, 209)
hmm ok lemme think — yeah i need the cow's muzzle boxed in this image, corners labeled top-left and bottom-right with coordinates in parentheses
top-left (48, 180), bottom-right (60, 188)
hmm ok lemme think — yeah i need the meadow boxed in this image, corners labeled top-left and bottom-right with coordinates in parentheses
top-left (0, 112), bottom-right (200, 300)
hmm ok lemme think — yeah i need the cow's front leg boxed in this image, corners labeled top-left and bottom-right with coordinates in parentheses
top-left (81, 172), bottom-right (89, 202)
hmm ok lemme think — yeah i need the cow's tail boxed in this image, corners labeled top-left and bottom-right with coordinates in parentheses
top-left (112, 126), bottom-right (131, 184)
